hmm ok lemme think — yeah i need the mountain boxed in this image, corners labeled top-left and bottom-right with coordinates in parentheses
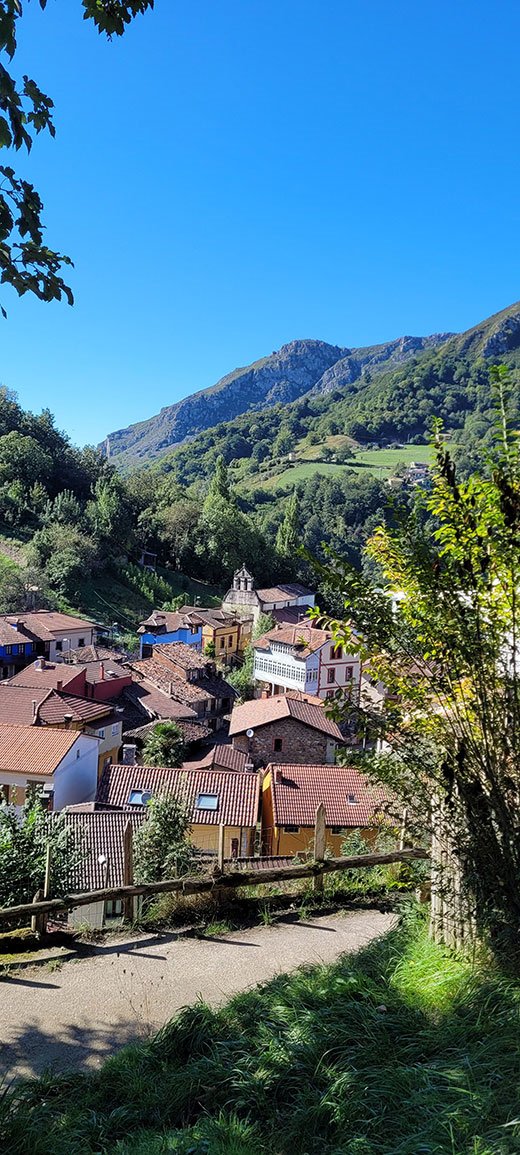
top-left (104, 332), bottom-right (452, 470)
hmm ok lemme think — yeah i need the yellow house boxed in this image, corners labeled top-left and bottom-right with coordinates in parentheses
top-left (97, 762), bottom-right (260, 859)
top-left (195, 608), bottom-right (253, 663)
top-left (262, 763), bottom-right (389, 858)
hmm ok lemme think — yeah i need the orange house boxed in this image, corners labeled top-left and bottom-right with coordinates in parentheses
top-left (262, 763), bottom-right (390, 857)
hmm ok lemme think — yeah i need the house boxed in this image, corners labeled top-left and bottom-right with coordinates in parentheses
top-left (8, 658), bottom-right (89, 696)
top-left (127, 643), bottom-right (236, 730)
top-left (97, 762), bottom-right (260, 857)
top-left (261, 763), bottom-right (390, 857)
top-left (253, 623), bottom-right (360, 700)
top-left (0, 724), bottom-right (99, 810)
top-left (8, 655), bottom-right (132, 704)
top-left (58, 809), bottom-right (145, 929)
top-left (0, 618), bottom-right (37, 680)
top-left (228, 693), bottom-right (344, 768)
top-left (183, 606), bottom-right (253, 663)
top-left (221, 566), bottom-right (315, 624)
top-left (0, 610), bottom-right (99, 663)
top-left (137, 609), bottom-right (203, 657)
top-left (0, 684), bottom-right (122, 778)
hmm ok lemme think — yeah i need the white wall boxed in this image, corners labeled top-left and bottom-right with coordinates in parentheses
top-left (49, 627), bottom-right (95, 661)
top-left (52, 734), bottom-right (99, 809)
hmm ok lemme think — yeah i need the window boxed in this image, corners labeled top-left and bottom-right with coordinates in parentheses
top-left (220, 637), bottom-right (226, 649)
top-left (128, 788), bottom-right (152, 806)
top-left (284, 824), bottom-right (299, 833)
top-left (4, 646), bottom-right (11, 655)
top-left (190, 627), bottom-right (198, 635)
top-left (327, 668), bottom-right (336, 684)
top-left (111, 723), bottom-right (119, 736)
top-left (78, 638), bottom-right (85, 647)
top-left (326, 689), bottom-right (335, 699)
top-left (56, 641), bottom-right (63, 653)
top-left (347, 794), bottom-right (358, 804)
top-left (273, 737), bottom-right (283, 752)
top-left (331, 825), bottom-right (344, 835)
top-left (228, 635), bottom-right (233, 647)
top-left (105, 899), bottom-right (123, 918)
top-left (345, 666), bottom-right (353, 681)
top-left (76, 748), bottom-right (81, 759)
top-left (330, 645), bottom-right (342, 660)
top-left (196, 792), bottom-right (219, 811)
top-left (98, 728), bottom-right (106, 739)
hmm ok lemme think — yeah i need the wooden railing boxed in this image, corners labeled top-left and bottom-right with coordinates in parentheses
top-left (0, 847), bottom-right (428, 924)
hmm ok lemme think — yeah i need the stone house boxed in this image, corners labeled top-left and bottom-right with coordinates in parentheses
top-left (228, 693), bottom-right (344, 768)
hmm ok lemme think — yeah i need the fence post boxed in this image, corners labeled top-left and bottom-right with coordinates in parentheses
top-left (123, 821), bottom-right (134, 923)
top-left (30, 888), bottom-right (45, 937)
top-left (313, 803), bottom-right (326, 895)
top-left (217, 823), bottom-right (225, 873)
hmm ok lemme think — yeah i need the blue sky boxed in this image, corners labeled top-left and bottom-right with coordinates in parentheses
top-left (3, 0), bottom-right (520, 445)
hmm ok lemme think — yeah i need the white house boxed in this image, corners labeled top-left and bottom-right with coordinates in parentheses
top-left (0, 724), bottom-right (99, 811)
top-left (253, 624), bottom-right (360, 700)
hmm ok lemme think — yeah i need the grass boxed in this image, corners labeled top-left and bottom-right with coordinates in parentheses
top-left (70, 568), bottom-right (223, 633)
top-left (246, 442), bottom-right (444, 494)
top-left (1, 910), bottom-right (519, 1155)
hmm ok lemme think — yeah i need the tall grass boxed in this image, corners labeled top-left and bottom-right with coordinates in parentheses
top-left (1, 911), bottom-right (519, 1155)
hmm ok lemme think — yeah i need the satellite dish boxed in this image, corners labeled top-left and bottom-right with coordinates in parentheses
top-left (246, 728), bottom-right (254, 738)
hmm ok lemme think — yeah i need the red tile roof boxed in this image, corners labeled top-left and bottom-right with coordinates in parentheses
top-left (8, 661), bottom-right (86, 692)
top-left (229, 695), bottom-right (343, 740)
top-left (123, 679), bottom-right (198, 721)
top-left (0, 724), bottom-right (84, 775)
top-left (256, 583), bottom-right (314, 602)
top-left (138, 609), bottom-right (203, 634)
top-left (267, 764), bottom-right (390, 827)
top-left (1, 610), bottom-right (97, 642)
top-left (253, 624), bottom-right (331, 657)
top-left (153, 642), bottom-right (209, 670)
top-left (0, 685), bottom-right (111, 726)
top-left (97, 764), bottom-right (260, 827)
top-left (56, 810), bottom-right (145, 890)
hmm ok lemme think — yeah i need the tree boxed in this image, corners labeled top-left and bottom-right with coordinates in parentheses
top-left (141, 722), bottom-right (185, 768)
top-left (208, 455), bottom-right (232, 501)
top-left (27, 522), bottom-right (100, 598)
top-left (276, 490), bottom-right (299, 559)
top-left (0, 2), bottom-right (154, 308)
top-left (133, 791), bottom-right (196, 883)
top-left (319, 372), bottom-right (520, 961)
top-left (0, 792), bottom-right (82, 912)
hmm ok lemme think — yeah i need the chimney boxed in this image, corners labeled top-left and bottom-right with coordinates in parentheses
top-left (56, 680), bottom-right (63, 692)
top-left (274, 767), bottom-right (283, 784)
top-left (99, 662), bottom-right (105, 681)
top-left (122, 744), bottom-right (137, 765)
top-left (32, 699), bottom-right (37, 719)
top-left (63, 713), bottom-right (74, 728)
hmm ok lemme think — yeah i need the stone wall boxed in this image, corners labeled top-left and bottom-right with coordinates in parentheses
top-left (233, 716), bottom-right (332, 768)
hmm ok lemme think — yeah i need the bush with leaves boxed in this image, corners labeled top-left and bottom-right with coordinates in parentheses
top-left (0, 792), bottom-right (82, 914)
top-left (133, 792), bottom-right (197, 884)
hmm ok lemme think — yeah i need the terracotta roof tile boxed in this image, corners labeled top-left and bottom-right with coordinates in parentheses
top-left (8, 661), bottom-right (86, 692)
top-left (267, 764), bottom-right (390, 827)
top-left (229, 695), bottom-right (343, 740)
top-left (0, 610), bottom-right (98, 642)
top-left (56, 810), bottom-right (145, 890)
top-left (0, 685), bottom-right (111, 726)
top-left (39, 694), bottom-right (112, 726)
top-left (0, 724), bottom-right (83, 775)
top-left (123, 680), bottom-right (198, 721)
top-left (253, 624), bottom-right (331, 658)
top-left (182, 745), bottom-right (249, 773)
top-left (256, 583), bottom-right (314, 602)
top-left (97, 764), bottom-right (260, 827)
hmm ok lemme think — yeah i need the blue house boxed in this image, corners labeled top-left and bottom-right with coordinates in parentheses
top-left (0, 618), bottom-right (37, 679)
top-left (137, 609), bottom-right (203, 658)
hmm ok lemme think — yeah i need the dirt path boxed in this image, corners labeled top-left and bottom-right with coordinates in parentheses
top-left (0, 910), bottom-right (395, 1083)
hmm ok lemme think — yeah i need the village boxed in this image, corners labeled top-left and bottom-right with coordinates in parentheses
top-left (0, 565), bottom-right (394, 930)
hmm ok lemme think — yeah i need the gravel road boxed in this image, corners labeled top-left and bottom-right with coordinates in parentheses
top-left (0, 909), bottom-right (395, 1082)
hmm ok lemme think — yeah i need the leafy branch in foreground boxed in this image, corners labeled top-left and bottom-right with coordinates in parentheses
top-left (0, 0), bottom-right (154, 307)
top-left (313, 367), bottom-right (520, 961)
